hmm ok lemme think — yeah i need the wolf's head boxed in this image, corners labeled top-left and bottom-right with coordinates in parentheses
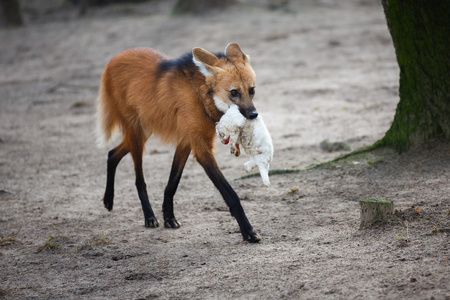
top-left (193, 43), bottom-right (258, 120)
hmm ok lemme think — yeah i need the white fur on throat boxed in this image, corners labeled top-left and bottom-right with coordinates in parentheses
top-left (213, 96), bottom-right (230, 113)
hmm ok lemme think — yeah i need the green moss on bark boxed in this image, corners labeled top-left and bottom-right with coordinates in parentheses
top-left (380, 0), bottom-right (450, 152)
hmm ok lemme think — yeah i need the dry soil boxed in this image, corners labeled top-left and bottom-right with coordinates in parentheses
top-left (0, 1), bottom-right (449, 299)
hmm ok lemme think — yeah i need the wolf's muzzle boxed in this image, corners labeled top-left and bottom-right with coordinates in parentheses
top-left (240, 106), bottom-right (258, 120)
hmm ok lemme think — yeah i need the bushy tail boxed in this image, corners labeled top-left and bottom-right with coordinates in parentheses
top-left (96, 84), bottom-right (120, 148)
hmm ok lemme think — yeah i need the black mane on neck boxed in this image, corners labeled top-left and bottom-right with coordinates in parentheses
top-left (158, 51), bottom-right (228, 73)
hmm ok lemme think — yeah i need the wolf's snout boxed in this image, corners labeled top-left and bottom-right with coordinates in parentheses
top-left (240, 106), bottom-right (258, 120)
top-left (248, 109), bottom-right (258, 119)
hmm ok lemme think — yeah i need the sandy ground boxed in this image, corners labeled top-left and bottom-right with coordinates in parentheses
top-left (0, 0), bottom-right (449, 299)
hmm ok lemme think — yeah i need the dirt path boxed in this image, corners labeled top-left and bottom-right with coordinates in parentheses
top-left (1, 1), bottom-right (449, 299)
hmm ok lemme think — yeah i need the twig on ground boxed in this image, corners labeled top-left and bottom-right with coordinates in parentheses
top-left (237, 143), bottom-right (381, 180)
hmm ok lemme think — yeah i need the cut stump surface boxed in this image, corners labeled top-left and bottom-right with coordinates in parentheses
top-left (360, 197), bottom-right (394, 228)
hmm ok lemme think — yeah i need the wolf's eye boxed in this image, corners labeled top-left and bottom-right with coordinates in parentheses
top-left (249, 87), bottom-right (255, 96)
top-left (230, 89), bottom-right (239, 98)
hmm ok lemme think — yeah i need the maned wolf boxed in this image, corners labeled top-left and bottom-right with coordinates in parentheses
top-left (97, 43), bottom-right (261, 242)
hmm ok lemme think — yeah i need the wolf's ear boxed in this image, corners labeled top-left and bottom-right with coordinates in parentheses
top-left (192, 47), bottom-right (220, 77)
top-left (225, 43), bottom-right (249, 63)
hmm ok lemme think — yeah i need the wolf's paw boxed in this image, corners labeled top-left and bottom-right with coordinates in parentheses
top-left (103, 196), bottom-right (113, 211)
top-left (243, 230), bottom-right (261, 243)
top-left (164, 217), bottom-right (181, 229)
top-left (145, 217), bottom-right (160, 228)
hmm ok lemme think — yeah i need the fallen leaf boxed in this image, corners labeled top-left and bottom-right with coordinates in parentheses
top-left (286, 185), bottom-right (299, 194)
top-left (415, 206), bottom-right (421, 215)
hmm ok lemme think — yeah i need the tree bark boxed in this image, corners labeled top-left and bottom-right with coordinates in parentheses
top-left (0, 0), bottom-right (23, 27)
top-left (79, 0), bottom-right (89, 16)
top-left (172, 0), bottom-right (235, 15)
top-left (379, 0), bottom-right (450, 152)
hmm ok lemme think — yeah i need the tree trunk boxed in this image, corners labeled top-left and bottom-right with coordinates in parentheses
top-left (172, 0), bottom-right (235, 15)
top-left (0, 0), bottom-right (23, 27)
top-left (79, 0), bottom-right (89, 16)
top-left (379, 0), bottom-right (450, 152)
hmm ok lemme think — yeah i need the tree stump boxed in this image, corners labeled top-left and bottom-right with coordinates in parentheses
top-left (359, 197), bottom-right (393, 228)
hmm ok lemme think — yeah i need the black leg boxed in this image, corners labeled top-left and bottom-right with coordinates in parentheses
top-left (163, 143), bottom-right (191, 228)
top-left (196, 152), bottom-right (261, 243)
top-left (103, 144), bottom-right (129, 211)
top-left (130, 140), bottom-right (159, 228)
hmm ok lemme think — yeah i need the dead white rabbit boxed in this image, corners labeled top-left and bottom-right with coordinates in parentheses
top-left (216, 105), bottom-right (246, 156)
top-left (216, 105), bottom-right (274, 186)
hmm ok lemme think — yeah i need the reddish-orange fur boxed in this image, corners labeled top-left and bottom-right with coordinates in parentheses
top-left (98, 48), bottom-right (215, 156)
top-left (97, 43), bottom-right (260, 242)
